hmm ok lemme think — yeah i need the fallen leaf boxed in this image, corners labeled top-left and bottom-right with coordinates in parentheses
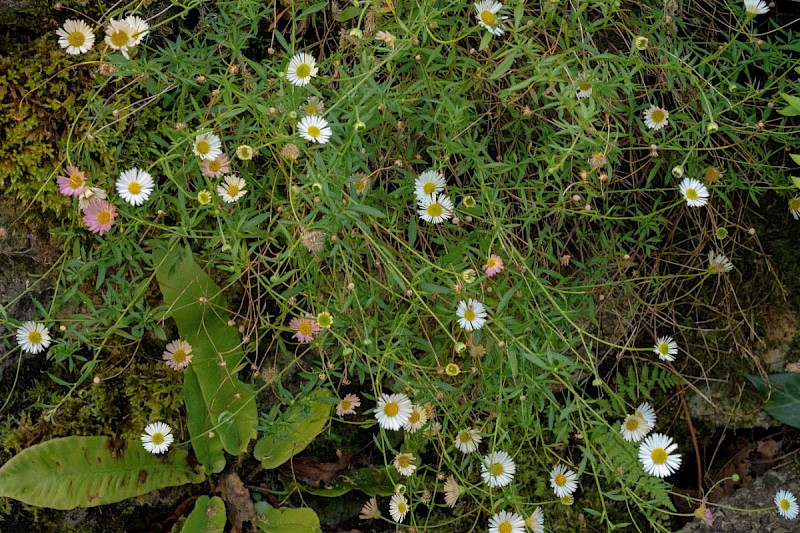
top-left (217, 470), bottom-right (255, 533)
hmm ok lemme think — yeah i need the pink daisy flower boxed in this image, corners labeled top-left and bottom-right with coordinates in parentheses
top-left (200, 153), bottom-right (231, 177)
top-left (56, 166), bottom-right (86, 197)
top-left (289, 315), bottom-right (320, 343)
top-left (482, 254), bottom-right (504, 277)
top-left (336, 394), bottom-right (361, 416)
top-left (82, 199), bottom-right (117, 235)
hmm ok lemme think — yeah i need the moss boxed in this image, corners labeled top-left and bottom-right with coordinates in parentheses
top-left (0, 35), bottom-right (94, 217)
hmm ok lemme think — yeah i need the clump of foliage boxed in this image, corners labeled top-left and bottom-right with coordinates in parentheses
top-left (2, 0), bottom-right (800, 531)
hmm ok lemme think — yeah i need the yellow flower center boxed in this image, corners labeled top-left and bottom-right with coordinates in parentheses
top-left (423, 182), bottom-right (436, 194)
top-left (397, 502), bottom-right (407, 513)
top-left (151, 432), bottom-right (165, 445)
top-left (340, 400), bottom-right (351, 410)
top-left (651, 448), bottom-right (667, 465)
top-left (579, 82), bottom-right (592, 91)
top-left (498, 522), bottom-right (512, 533)
top-left (555, 473), bottom-right (567, 486)
top-left (408, 411), bottom-right (420, 424)
top-left (458, 431), bottom-right (471, 443)
top-left (208, 159), bottom-right (222, 172)
top-left (68, 173), bottom-right (84, 189)
top-left (307, 125), bottom-right (321, 138)
top-left (110, 30), bottom-right (130, 48)
top-left (28, 331), bottom-right (42, 344)
top-left (427, 203), bottom-right (443, 217)
top-left (490, 462), bottom-right (504, 476)
top-left (172, 349), bottom-right (187, 363)
top-left (625, 418), bottom-right (640, 431)
top-left (128, 182), bottom-right (142, 194)
top-left (226, 185), bottom-right (240, 198)
top-left (781, 499), bottom-right (791, 511)
top-left (789, 198), bottom-right (800, 211)
top-left (686, 188), bottom-right (698, 201)
top-left (486, 258), bottom-right (496, 269)
top-left (651, 109), bottom-right (665, 123)
top-left (296, 63), bottom-right (312, 78)
top-left (297, 320), bottom-right (313, 335)
top-left (397, 455), bottom-right (410, 468)
top-left (97, 210), bottom-right (112, 225)
top-left (354, 179), bottom-right (366, 192)
top-left (383, 402), bottom-right (399, 417)
top-left (68, 31), bottom-right (86, 47)
top-left (480, 10), bottom-right (496, 25)
top-left (464, 308), bottom-right (476, 321)
top-left (196, 140), bottom-right (210, 155)
top-left (305, 105), bottom-right (318, 115)
top-left (658, 343), bottom-right (670, 355)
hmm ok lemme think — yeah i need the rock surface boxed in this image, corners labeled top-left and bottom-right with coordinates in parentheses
top-left (680, 464), bottom-right (800, 532)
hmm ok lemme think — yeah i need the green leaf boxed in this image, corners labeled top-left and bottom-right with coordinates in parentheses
top-left (747, 373), bottom-right (800, 428)
top-left (0, 436), bottom-right (204, 509)
top-left (182, 496), bottom-right (226, 532)
top-left (257, 505), bottom-right (321, 533)
top-left (489, 53), bottom-right (516, 80)
top-left (254, 390), bottom-right (331, 470)
top-left (778, 93), bottom-right (800, 115)
top-left (790, 154), bottom-right (800, 167)
top-left (184, 368), bottom-right (225, 473)
top-left (153, 244), bottom-right (258, 463)
top-left (287, 466), bottom-right (394, 497)
top-left (791, 176), bottom-right (800, 190)
top-left (348, 203), bottom-right (387, 219)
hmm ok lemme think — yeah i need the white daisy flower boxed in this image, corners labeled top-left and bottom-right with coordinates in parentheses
top-left (575, 72), bottom-right (593, 99)
top-left (744, 0), bottom-right (769, 16)
top-left (456, 298), bottom-right (488, 331)
top-left (374, 392), bottom-right (413, 430)
top-left (414, 170), bottom-right (446, 200)
top-left (443, 475), bottom-right (460, 508)
top-left (679, 177), bottom-right (710, 207)
top-left (653, 335), bottom-right (678, 362)
top-left (707, 250), bottom-right (733, 274)
top-left (141, 421), bottom-right (174, 454)
top-left (124, 15), bottom-right (149, 47)
top-left (775, 489), bottom-right (799, 519)
top-left (481, 450), bottom-right (516, 488)
top-left (375, 30), bottom-right (396, 47)
top-left (359, 496), bottom-right (381, 519)
top-left (788, 197), bottom-right (800, 220)
top-left (217, 175), bottom-right (247, 203)
top-left (116, 167), bottom-right (154, 206)
top-left (489, 510), bottom-right (525, 533)
top-left (193, 132), bottom-right (222, 160)
top-left (78, 187), bottom-right (107, 210)
top-left (297, 115), bottom-right (332, 144)
top-left (549, 464), bottom-right (579, 497)
top-left (104, 19), bottom-right (135, 57)
top-left (56, 19), bottom-right (95, 55)
top-left (620, 414), bottom-right (650, 442)
top-left (454, 428), bottom-right (482, 454)
top-left (393, 452), bottom-right (417, 476)
top-left (526, 507), bottom-right (545, 533)
top-left (16, 321), bottom-right (51, 354)
top-left (389, 493), bottom-right (409, 522)
top-left (402, 404), bottom-right (428, 433)
top-left (474, 0), bottom-right (505, 36)
top-left (417, 193), bottom-right (454, 224)
top-left (634, 401), bottom-right (657, 429)
top-left (287, 52), bottom-right (318, 87)
top-left (639, 432), bottom-right (681, 477)
top-left (162, 339), bottom-right (193, 371)
top-left (643, 105), bottom-right (669, 131)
